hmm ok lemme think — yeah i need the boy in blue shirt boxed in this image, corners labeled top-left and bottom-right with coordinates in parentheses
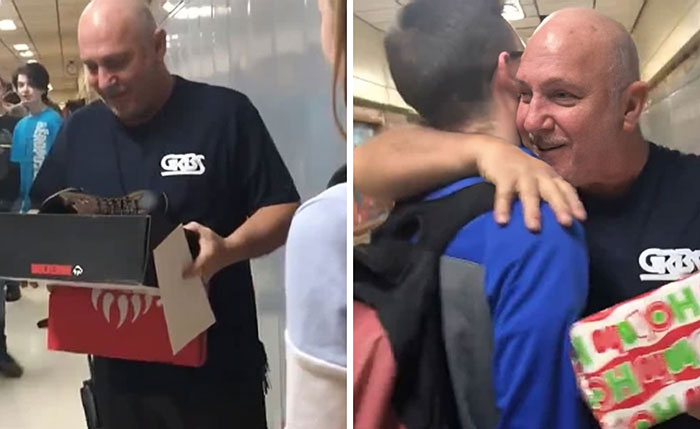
top-left (11, 63), bottom-right (62, 212)
top-left (1, 64), bottom-right (61, 376)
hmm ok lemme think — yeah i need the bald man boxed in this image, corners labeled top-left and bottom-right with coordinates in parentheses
top-left (354, 6), bottom-right (700, 429)
top-left (31, 1), bottom-right (300, 428)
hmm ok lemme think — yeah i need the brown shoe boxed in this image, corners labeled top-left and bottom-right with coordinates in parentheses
top-left (40, 188), bottom-right (168, 216)
top-left (0, 353), bottom-right (23, 378)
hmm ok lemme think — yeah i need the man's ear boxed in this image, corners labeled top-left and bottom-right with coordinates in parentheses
top-left (154, 28), bottom-right (167, 58)
top-left (492, 51), bottom-right (518, 94)
top-left (621, 81), bottom-right (648, 132)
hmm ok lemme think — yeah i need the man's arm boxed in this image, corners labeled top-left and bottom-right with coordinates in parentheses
top-left (354, 126), bottom-right (586, 231)
top-left (354, 126), bottom-right (480, 199)
top-left (184, 94), bottom-right (301, 283)
top-left (183, 202), bottom-right (298, 283)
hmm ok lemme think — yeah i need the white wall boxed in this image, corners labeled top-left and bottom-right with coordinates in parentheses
top-left (636, 0), bottom-right (700, 153)
top-left (641, 46), bottom-right (700, 154)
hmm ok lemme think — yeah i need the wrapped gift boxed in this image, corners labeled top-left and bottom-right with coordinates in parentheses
top-left (570, 272), bottom-right (700, 428)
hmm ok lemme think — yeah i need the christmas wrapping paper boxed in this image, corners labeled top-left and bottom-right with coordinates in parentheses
top-left (570, 272), bottom-right (700, 428)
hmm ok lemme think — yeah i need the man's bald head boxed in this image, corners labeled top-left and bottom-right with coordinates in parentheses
top-left (79, 0), bottom-right (157, 47)
top-left (78, 0), bottom-right (171, 126)
top-left (531, 8), bottom-right (640, 95)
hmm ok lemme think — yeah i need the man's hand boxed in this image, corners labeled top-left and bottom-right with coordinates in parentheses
top-left (182, 222), bottom-right (230, 284)
top-left (181, 203), bottom-right (297, 284)
top-left (477, 140), bottom-right (587, 231)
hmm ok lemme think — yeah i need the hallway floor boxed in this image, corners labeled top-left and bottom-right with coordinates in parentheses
top-left (0, 287), bottom-right (89, 429)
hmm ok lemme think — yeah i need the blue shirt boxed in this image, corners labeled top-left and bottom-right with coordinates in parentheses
top-left (11, 107), bottom-right (62, 212)
top-left (429, 174), bottom-right (589, 429)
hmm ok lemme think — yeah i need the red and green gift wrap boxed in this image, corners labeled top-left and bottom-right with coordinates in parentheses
top-left (570, 272), bottom-right (700, 428)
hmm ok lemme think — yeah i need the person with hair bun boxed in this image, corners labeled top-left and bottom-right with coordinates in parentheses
top-left (283, 0), bottom-right (346, 427)
top-left (11, 62), bottom-right (63, 212)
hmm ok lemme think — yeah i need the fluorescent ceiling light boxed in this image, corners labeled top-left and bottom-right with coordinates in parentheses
top-left (502, 0), bottom-right (525, 21)
top-left (13, 43), bottom-right (28, 51)
top-left (19, 50), bottom-right (33, 58)
top-left (162, 0), bottom-right (178, 13)
top-left (174, 5), bottom-right (211, 20)
top-left (27, 59), bottom-right (37, 64)
top-left (0, 19), bottom-right (17, 31)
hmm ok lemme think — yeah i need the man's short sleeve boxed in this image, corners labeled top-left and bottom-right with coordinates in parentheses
top-left (231, 96), bottom-right (300, 215)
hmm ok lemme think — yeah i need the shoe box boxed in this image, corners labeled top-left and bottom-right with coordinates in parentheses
top-left (0, 213), bottom-right (215, 367)
top-left (0, 213), bottom-right (154, 284)
top-left (48, 285), bottom-right (206, 367)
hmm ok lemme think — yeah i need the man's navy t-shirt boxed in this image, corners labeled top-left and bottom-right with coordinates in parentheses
top-left (31, 76), bottom-right (300, 390)
top-left (583, 143), bottom-right (700, 428)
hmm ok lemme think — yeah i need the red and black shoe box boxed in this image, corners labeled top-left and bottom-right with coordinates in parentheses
top-left (0, 213), bottom-right (208, 367)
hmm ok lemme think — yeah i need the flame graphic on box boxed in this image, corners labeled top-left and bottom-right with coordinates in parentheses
top-left (91, 289), bottom-right (162, 328)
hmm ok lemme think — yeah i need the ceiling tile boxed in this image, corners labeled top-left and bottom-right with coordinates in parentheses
top-left (595, 0), bottom-right (645, 30)
top-left (355, 0), bottom-right (398, 13)
top-left (522, 4), bottom-right (539, 16)
top-left (511, 16), bottom-right (541, 29)
top-left (0, 0), bottom-right (91, 97)
top-left (356, 8), bottom-right (399, 24)
top-left (633, 0), bottom-right (696, 69)
top-left (537, 0), bottom-right (593, 16)
top-left (517, 26), bottom-right (538, 37)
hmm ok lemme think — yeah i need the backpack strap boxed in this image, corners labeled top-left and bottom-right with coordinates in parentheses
top-left (372, 181), bottom-right (495, 252)
top-left (440, 257), bottom-right (499, 428)
top-left (354, 181), bottom-right (497, 305)
top-left (354, 181), bottom-right (496, 429)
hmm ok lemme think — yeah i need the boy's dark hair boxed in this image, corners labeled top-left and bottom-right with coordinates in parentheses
top-left (385, 0), bottom-right (518, 130)
top-left (12, 63), bottom-right (51, 104)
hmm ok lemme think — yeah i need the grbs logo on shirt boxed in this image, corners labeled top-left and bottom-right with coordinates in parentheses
top-left (160, 153), bottom-right (206, 176)
top-left (638, 248), bottom-right (700, 281)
